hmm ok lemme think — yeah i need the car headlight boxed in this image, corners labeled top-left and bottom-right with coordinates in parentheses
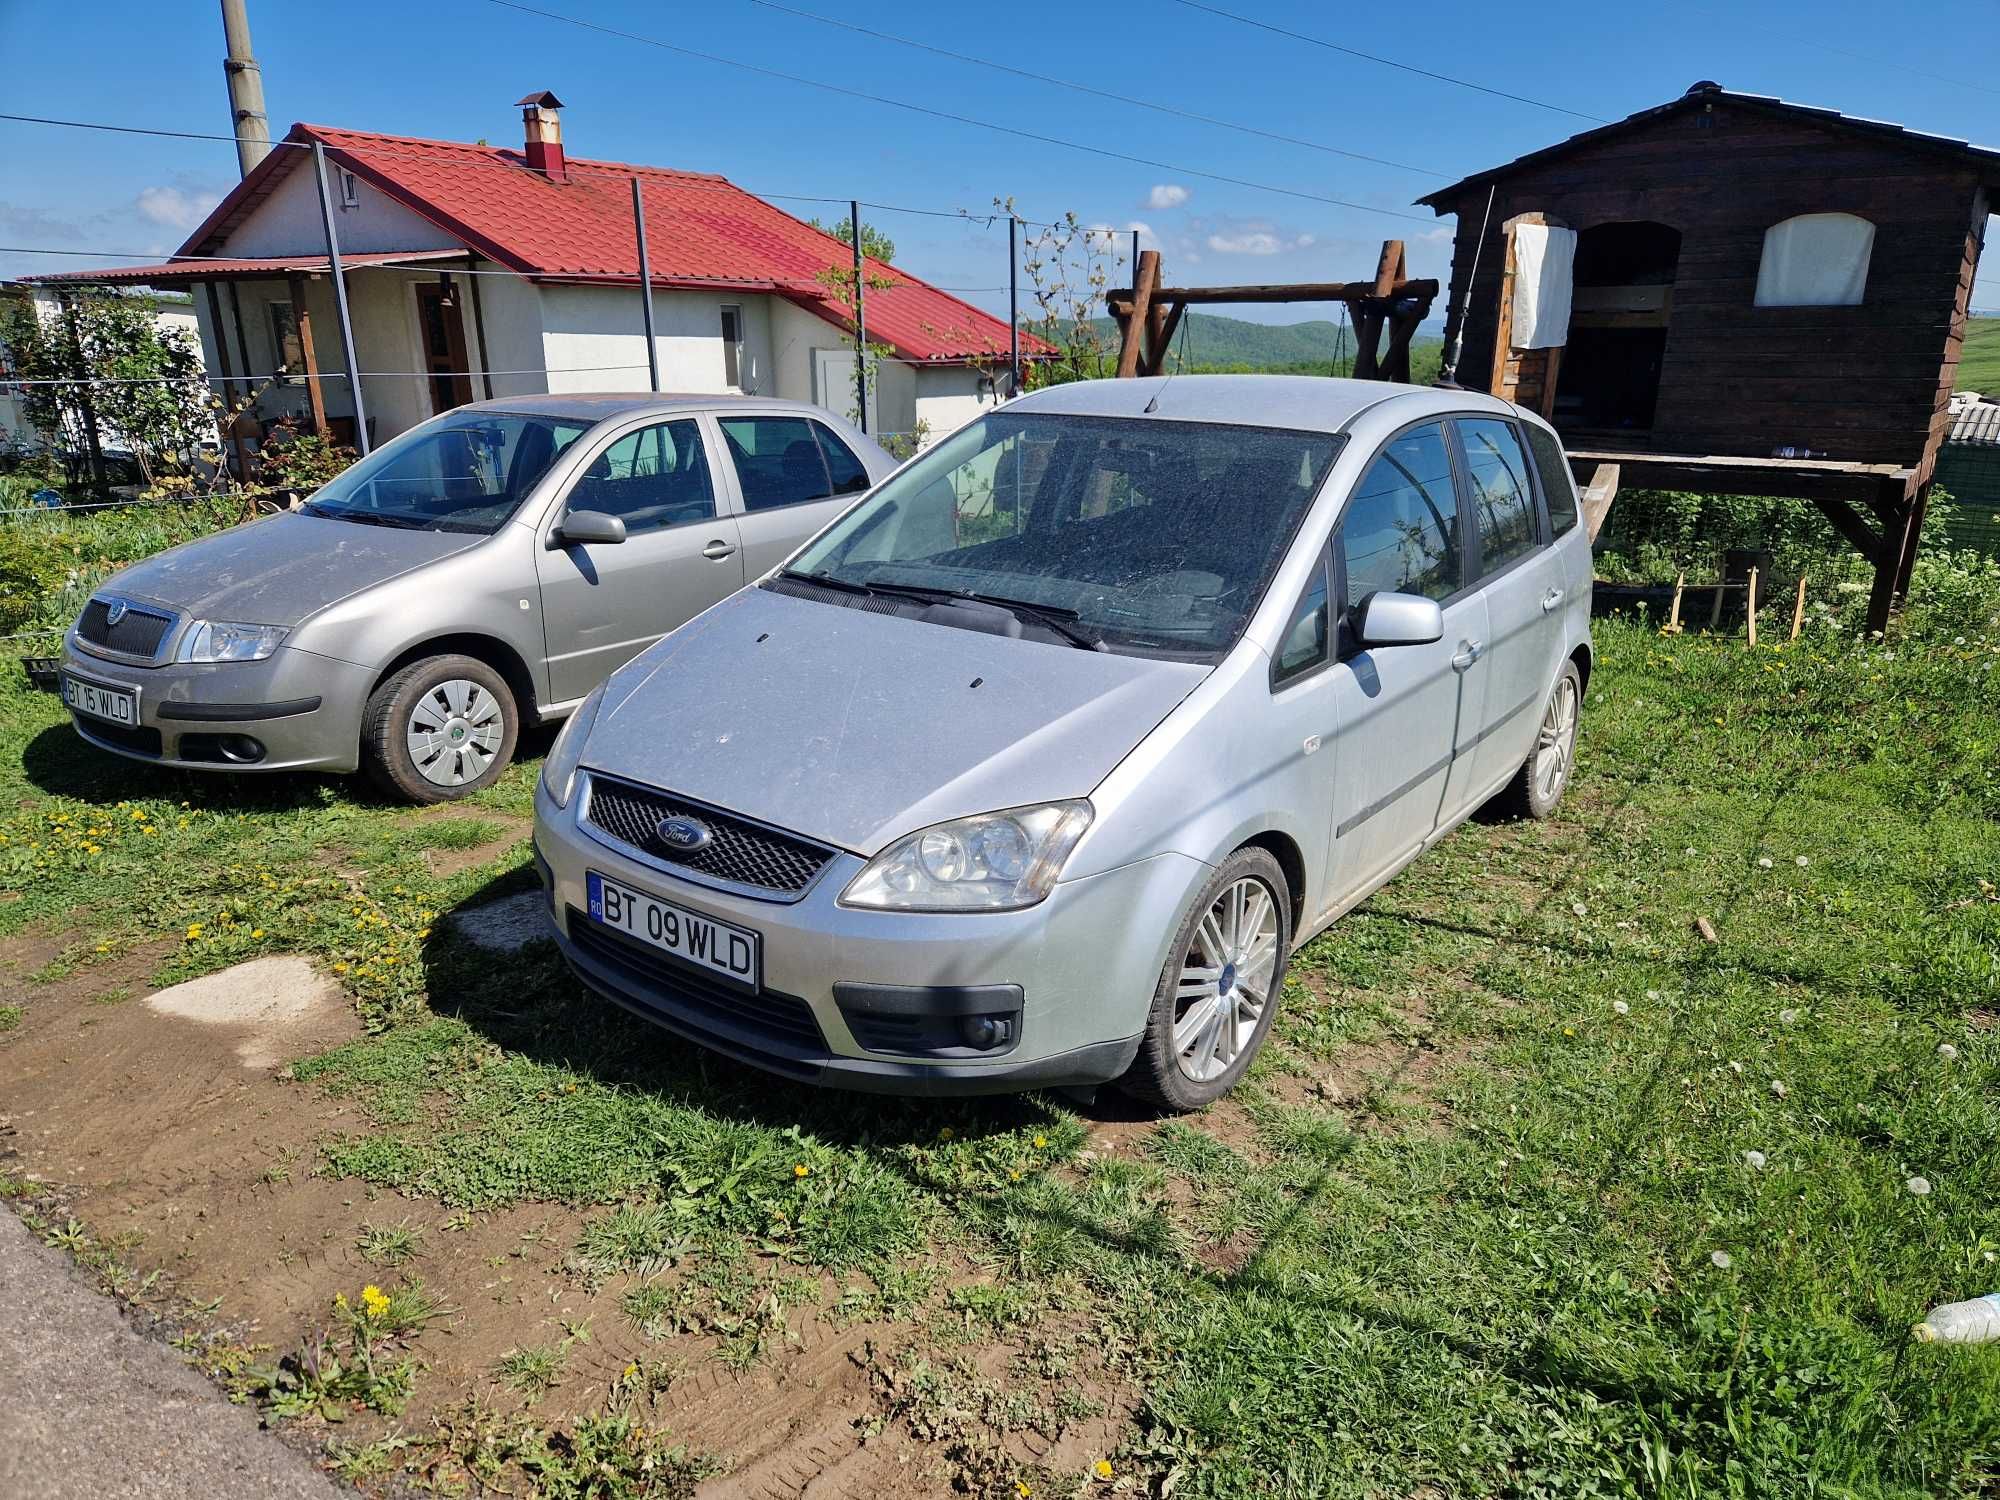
top-left (175, 620), bottom-right (287, 663)
top-left (842, 801), bottom-right (1094, 912)
top-left (540, 682), bottom-right (606, 809)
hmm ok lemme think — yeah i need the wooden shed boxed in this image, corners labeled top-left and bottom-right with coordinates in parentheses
top-left (1419, 82), bottom-right (1997, 630)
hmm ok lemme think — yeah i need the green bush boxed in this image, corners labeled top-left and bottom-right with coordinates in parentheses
top-left (0, 498), bottom-right (243, 641)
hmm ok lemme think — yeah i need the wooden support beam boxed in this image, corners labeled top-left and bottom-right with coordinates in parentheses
top-left (1142, 300), bottom-right (1187, 376)
top-left (1893, 480), bottom-right (1931, 597)
top-left (1812, 496), bottom-right (1881, 560)
top-left (288, 272), bottom-right (328, 439)
top-left (1866, 500), bottom-right (1914, 635)
top-left (1116, 250), bottom-right (1160, 380)
top-left (1104, 277), bottom-right (1439, 310)
top-left (1580, 462), bottom-right (1619, 542)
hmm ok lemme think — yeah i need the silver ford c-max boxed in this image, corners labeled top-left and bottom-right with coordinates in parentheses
top-left (58, 396), bottom-right (893, 802)
top-left (533, 376), bottom-right (1593, 1107)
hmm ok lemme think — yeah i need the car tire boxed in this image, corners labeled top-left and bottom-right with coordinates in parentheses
top-left (1491, 659), bottom-right (1581, 821)
top-left (1116, 846), bottom-right (1292, 1112)
top-left (362, 653), bottom-right (519, 804)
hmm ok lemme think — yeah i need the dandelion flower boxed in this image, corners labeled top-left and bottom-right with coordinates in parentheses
top-left (1033, 1135), bottom-right (1048, 1149)
top-left (1757, 857), bottom-right (1774, 869)
top-left (1612, 1000), bottom-right (1629, 1016)
top-left (1795, 856), bottom-right (1809, 867)
top-left (1769, 1080), bottom-right (1788, 1098)
top-left (1984, 1251), bottom-right (1996, 1264)
top-left (1906, 1176), bottom-right (1932, 1197)
top-left (361, 1284), bottom-right (390, 1318)
top-left (1016, 1485), bottom-right (1032, 1499)
top-left (623, 1361), bottom-right (639, 1379)
top-left (794, 1164), bottom-right (810, 1178)
top-left (1009, 1169), bottom-right (1022, 1181)
top-left (1779, 1009), bottom-right (1799, 1025)
top-left (1710, 1250), bottom-right (1733, 1269)
top-left (1743, 1150), bottom-right (1767, 1170)
top-left (184, 923), bottom-right (203, 940)
top-left (1094, 1459), bottom-right (1115, 1479)
top-left (1937, 1043), bottom-right (1959, 1062)
top-left (1572, 900), bottom-right (1588, 918)
top-left (1563, 1026), bottom-right (1576, 1037)
top-left (1729, 1060), bottom-right (1744, 1075)
top-left (250, 928), bottom-right (265, 940)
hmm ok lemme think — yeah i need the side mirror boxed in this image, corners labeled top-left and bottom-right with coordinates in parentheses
top-left (552, 509), bottom-right (626, 548)
top-left (1353, 590), bottom-right (1443, 648)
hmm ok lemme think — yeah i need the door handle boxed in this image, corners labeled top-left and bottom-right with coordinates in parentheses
top-left (1452, 639), bottom-right (1483, 672)
top-left (701, 539), bottom-right (737, 560)
top-left (1542, 587), bottom-right (1565, 613)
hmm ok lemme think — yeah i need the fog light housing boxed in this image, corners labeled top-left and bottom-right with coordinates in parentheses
top-left (959, 1014), bottom-right (1016, 1051)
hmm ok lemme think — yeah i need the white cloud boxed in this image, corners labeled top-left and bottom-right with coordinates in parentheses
top-left (1146, 184), bottom-right (1190, 210)
top-left (1125, 220), bottom-right (1157, 248)
top-left (135, 185), bottom-right (207, 230)
top-left (1206, 231), bottom-right (1283, 256)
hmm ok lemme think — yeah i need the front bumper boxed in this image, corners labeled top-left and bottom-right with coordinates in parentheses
top-left (533, 774), bottom-right (1208, 1095)
top-left (59, 638), bottom-right (376, 774)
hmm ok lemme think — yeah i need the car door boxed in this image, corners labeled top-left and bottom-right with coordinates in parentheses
top-left (533, 415), bottom-right (745, 705)
top-left (1320, 420), bottom-right (1490, 907)
top-left (1451, 414), bottom-right (1567, 806)
top-left (715, 413), bottom-right (874, 578)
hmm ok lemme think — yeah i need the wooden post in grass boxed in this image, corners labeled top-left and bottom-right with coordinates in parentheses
top-left (1790, 574), bottom-right (1808, 641)
top-left (1709, 579), bottom-right (1725, 632)
top-left (1746, 568), bottom-right (1759, 648)
top-left (1665, 572), bottom-right (1685, 633)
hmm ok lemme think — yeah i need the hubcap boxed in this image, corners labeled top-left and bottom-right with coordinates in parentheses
top-left (406, 678), bottom-right (505, 787)
top-left (1172, 876), bottom-right (1280, 1083)
top-left (1534, 674), bottom-right (1578, 802)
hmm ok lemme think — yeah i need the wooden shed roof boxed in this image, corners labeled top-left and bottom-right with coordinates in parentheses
top-left (1416, 82), bottom-right (2000, 209)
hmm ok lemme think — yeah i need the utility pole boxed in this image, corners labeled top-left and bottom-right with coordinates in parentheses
top-left (220, 0), bottom-right (271, 178)
top-left (632, 178), bottom-right (660, 393)
top-left (312, 142), bottom-right (369, 454)
top-left (850, 200), bottom-right (867, 434)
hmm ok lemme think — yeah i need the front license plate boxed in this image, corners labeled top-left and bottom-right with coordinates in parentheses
top-left (62, 674), bottom-right (138, 727)
top-left (586, 870), bottom-right (761, 992)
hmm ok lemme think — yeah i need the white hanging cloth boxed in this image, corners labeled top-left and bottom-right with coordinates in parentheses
top-left (1512, 224), bottom-right (1577, 349)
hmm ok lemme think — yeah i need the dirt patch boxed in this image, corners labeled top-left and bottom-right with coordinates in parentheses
top-left (144, 956), bottom-right (352, 1070)
top-left (412, 809), bottom-right (533, 878)
top-left (451, 892), bottom-right (555, 953)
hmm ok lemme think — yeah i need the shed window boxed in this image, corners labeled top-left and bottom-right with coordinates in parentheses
top-left (1754, 214), bottom-right (1874, 307)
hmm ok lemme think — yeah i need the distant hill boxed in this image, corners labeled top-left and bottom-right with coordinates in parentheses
top-left (1960, 317), bottom-right (2000, 393)
top-left (1080, 311), bottom-right (1445, 377)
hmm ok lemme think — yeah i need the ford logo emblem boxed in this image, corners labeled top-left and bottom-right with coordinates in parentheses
top-left (104, 599), bottom-right (128, 627)
top-left (656, 816), bottom-right (711, 854)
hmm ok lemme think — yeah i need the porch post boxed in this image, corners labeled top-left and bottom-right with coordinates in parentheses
top-left (287, 273), bottom-right (328, 439)
top-left (851, 199), bottom-right (867, 434)
top-left (631, 177), bottom-right (660, 394)
top-left (311, 141), bottom-right (370, 454)
top-left (1008, 214), bottom-right (1020, 396)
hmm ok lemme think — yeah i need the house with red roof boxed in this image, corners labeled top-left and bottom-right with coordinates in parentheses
top-left (35, 94), bottom-right (1038, 451)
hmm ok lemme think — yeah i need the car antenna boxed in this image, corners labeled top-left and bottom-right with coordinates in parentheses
top-left (1142, 308), bottom-right (1193, 414)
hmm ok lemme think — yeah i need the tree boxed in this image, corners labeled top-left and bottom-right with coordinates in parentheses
top-left (808, 217), bottom-right (897, 263)
top-left (0, 289), bottom-right (215, 492)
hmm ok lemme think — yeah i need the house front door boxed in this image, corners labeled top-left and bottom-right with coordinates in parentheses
top-left (415, 281), bottom-right (474, 415)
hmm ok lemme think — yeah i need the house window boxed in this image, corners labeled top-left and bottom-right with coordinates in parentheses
top-left (340, 169), bottom-right (360, 210)
top-left (1754, 213), bottom-right (1874, 307)
top-left (720, 304), bottom-right (743, 388)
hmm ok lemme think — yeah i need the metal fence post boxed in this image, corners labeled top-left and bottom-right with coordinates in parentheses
top-left (850, 199), bottom-right (867, 433)
top-left (311, 142), bottom-right (369, 454)
top-left (632, 177), bottom-right (660, 394)
top-left (1008, 214), bottom-right (1020, 396)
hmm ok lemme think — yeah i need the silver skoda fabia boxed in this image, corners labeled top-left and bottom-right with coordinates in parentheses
top-left (534, 375), bottom-right (1593, 1108)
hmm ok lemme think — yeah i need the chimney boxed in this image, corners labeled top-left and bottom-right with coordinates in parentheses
top-left (517, 90), bottom-right (567, 180)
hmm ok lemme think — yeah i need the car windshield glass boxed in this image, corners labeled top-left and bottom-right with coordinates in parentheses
top-left (786, 412), bottom-right (1341, 658)
top-left (304, 411), bottom-right (593, 534)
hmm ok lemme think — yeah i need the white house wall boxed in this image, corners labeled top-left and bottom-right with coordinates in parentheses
top-left (912, 364), bottom-right (1001, 446)
top-left (221, 160), bottom-right (463, 259)
top-left (472, 265), bottom-right (547, 400)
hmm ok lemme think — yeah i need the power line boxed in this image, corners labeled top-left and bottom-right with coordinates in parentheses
top-left (743, 0), bottom-right (1446, 179)
top-left (1167, 0), bottom-right (1611, 124)
top-left (474, 0), bottom-right (1435, 223)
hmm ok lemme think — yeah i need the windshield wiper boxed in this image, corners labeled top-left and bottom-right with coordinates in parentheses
top-left (782, 571), bottom-right (1103, 650)
top-left (302, 504), bottom-right (424, 530)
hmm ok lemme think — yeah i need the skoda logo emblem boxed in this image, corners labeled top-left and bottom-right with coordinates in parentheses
top-left (104, 600), bottom-right (128, 627)
top-left (656, 816), bottom-right (711, 854)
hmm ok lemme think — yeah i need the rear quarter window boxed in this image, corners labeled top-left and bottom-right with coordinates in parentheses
top-left (1522, 422), bottom-right (1580, 536)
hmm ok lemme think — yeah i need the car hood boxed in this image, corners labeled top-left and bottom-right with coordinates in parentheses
top-left (586, 586), bottom-right (1209, 854)
top-left (100, 511), bottom-right (487, 627)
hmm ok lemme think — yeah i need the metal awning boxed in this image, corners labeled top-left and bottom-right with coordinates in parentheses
top-left (28, 249), bottom-right (468, 286)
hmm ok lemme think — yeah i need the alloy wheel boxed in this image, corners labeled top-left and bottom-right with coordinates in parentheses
top-left (406, 677), bottom-right (506, 788)
top-left (1535, 673), bottom-right (1578, 802)
top-left (1173, 876), bottom-right (1280, 1082)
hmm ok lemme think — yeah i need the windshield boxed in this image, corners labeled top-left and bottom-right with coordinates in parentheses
top-left (786, 411), bottom-right (1342, 657)
top-left (304, 409), bottom-right (594, 534)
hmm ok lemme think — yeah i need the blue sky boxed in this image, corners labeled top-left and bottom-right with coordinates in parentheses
top-left (3, 0), bottom-right (1995, 330)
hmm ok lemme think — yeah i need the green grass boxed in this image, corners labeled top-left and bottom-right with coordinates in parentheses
top-left (1958, 316), bottom-right (2000, 392)
top-left (3, 498), bottom-right (1999, 1493)
top-left (355, 1219), bottom-right (425, 1268)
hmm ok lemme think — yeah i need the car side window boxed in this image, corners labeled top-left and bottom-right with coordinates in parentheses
top-left (1458, 417), bottom-right (1540, 580)
top-left (566, 419), bottom-right (715, 535)
top-left (1271, 548), bottom-right (1330, 687)
top-left (1335, 422), bottom-right (1461, 603)
top-left (813, 422), bottom-right (874, 495)
top-left (719, 416), bottom-right (834, 511)
top-left (1522, 421), bottom-right (1579, 536)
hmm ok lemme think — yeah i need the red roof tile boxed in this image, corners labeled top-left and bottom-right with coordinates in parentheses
top-left (32, 250), bottom-right (464, 285)
top-left (172, 124), bottom-right (1045, 365)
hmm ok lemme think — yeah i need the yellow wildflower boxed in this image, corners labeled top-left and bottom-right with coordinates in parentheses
top-left (333, 1291), bottom-right (349, 1310)
top-left (1032, 1135), bottom-right (1047, 1149)
top-left (1094, 1459), bottom-right (1114, 1479)
top-left (1016, 1484), bottom-right (1032, 1498)
top-left (360, 1284), bottom-right (390, 1318)
top-left (185, 923), bottom-right (203, 940)
top-left (794, 1164), bottom-right (810, 1178)
top-left (250, 929), bottom-right (265, 939)
top-left (332, 962), bottom-right (349, 974)
top-left (623, 1361), bottom-right (639, 1379)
